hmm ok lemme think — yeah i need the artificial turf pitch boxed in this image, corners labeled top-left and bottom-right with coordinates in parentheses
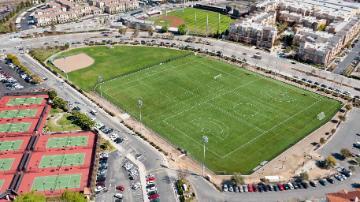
top-left (55, 46), bottom-right (341, 174)
top-left (0, 109), bottom-right (37, 119)
top-left (32, 174), bottom-right (81, 191)
top-left (6, 97), bottom-right (43, 106)
top-left (39, 153), bottom-right (85, 168)
top-left (0, 140), bottom-right (22, 151)
top-left (0, 158), bottom-right (14, 171)
top-left (152, 8), bottom-right (235, 35)
top-left (0, 122), bottom-right (31, 133)
top-left (46, 136), bottom-right (88, 149)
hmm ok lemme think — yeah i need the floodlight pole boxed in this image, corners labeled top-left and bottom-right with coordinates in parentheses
top-left (202, 135), bottom-right (208, 177)
top-left (137, 99), bottom-right (143, 122)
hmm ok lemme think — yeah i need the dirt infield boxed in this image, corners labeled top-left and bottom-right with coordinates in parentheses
top-left (53, 53), bottom-right (94, 73)
top-left (159, 16), bottom-right (184, 27)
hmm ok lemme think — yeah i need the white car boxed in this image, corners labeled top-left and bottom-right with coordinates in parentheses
top-left (95, 186), bottom-right (105, 193)
top-left (114, 193), bottom-right (123, 199)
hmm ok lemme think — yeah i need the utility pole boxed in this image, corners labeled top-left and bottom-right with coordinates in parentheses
top-left (202, 135), bottom-right (208, 177)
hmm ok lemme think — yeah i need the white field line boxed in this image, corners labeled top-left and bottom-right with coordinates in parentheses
top-left (221, 99), bottom-right (321, 159)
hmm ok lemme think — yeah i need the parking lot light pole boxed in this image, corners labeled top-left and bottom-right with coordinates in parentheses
top-left (202, 135), bottom-right (208, 177)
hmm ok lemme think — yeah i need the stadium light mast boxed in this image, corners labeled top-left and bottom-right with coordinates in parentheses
top-left (137, 98), bottom-right (143, 122)
top-left (202, 135), bottom-right (208, 177)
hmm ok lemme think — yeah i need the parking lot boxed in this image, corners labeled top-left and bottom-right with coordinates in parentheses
top-left (0, 60), bottom-right (36, 94)
top-left (95, 152), bottom-right (143, 202)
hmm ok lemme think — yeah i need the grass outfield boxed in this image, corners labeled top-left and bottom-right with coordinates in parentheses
top-left (152, 8), bottom-right (234, 35)
top-left (54, 46), bottom-right (190, 91)
top-left (97, 55), bottom-right (341, 174)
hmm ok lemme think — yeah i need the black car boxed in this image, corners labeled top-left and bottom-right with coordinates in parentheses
top-left (326, 177), bottom-right (334, 184)
top-left (301, 181), bottom-right (309, 189)
top-left (319, 179), bottom-right (327, 186)
top-left (309, 181), bottom-right (317, 187)
top-left (266, 184), bottom-right (272, 191)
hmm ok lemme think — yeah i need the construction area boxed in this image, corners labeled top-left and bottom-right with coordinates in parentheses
top-left (0, 93), bottom-right (97, 200)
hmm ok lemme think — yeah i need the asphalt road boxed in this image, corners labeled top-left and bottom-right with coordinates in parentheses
top-left (333, 39), bottom-right (360, 75)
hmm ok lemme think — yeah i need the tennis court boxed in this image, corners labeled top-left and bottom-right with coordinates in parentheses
top-left (6, 97), bottom-right (43, 106)
top-left (46, 136), bottom-right (88, 149)
top-left (0, 158), bottom-right (14, 171)
top-left (0, 109), bottom-right (37, 119)
top-left (0, 122), bottom-right (31, 133)
top-left (39, 153), bottom-right (85, 168)
top-left (31, 174), bottom-right (81, 191)
top-left (0, 140), bottom-right (23, 151)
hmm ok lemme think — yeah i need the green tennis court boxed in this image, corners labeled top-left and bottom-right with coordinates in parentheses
top-left (39, 153), bottom-right (85, 168)
top-left (46, 136), bottom-right (88, 149)
top-left (0, 122), bottom-right (31, 133)
top-left (32, 174), bottom-right (81, 191)
top-left (0, 180), bottom-right (4, 190)
top-left (6, 97), bottom-right (43, 106)
top-left (0, 140), bottom-right (23, 151)
top-left (0, 109), bottom-right (37, 119)
top-left (0, 158), bottom-right (14, 171)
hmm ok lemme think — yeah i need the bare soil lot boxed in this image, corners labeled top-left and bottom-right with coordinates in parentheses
top-left (53, 53), bottom-right (94, 73)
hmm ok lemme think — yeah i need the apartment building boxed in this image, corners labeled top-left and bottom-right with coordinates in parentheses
top-left (228, 12), bottom-right (277, 49)
top-left (254, 0), bottom-right (360, 65)
top-left (89, 0), bottom-right (138, 14)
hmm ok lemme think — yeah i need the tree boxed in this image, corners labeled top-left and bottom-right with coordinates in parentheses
top-left (317, 24), bottom-right (326, 31)
top-left (118, 27), bottom-right (127, 35)
top-left (325, 156), bottom-right (337, 168)
top-left (345, 104), bottom-right (352, 111)
top-left (338, 115), bottom-right (346, 122)
top-left (61, 190), bottom-right (87, 202)
top-left (71, 111), bottom-right (95, 130)
top-left (31, 74), bottom-right (43, 84)
top-left (231, 173), bottom-right (244, 184)
top-left (48, 90), bottom-right (57, 100)
top-left (340, 148), bottom-right (352, 158)
top-left (299, 172), bottom-right (309, 181)
top-left (161, 25), bottom-right (168, 33)
top-left (52, 97), bottom-right (68, 111)
top-left (14, 192), bottom-right (46, 202)
top-left (178, 24), bottom-right (187, 35)
top-left (320, 137), bottom-right (326, 144)
top-left (148, 27), bottom-right (154, 36)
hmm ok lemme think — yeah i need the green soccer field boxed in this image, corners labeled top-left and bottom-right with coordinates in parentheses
top-left (39, 153), bottom-right (85, 168)
top-left (53, 46), bottom-right (341, 174)
top-left (0, 122), bottom-right (31, 133)
top-left (32, 174), bottom-right (81, 191)
top-left (6, 97), bottom-right (43, 106)
top-left (46, 136), bottom-right (88, 149)
top-left (0, 109), bottom-right (37, 119)
top-left (151, 8), bottom-right (235, 35)
top-left (0, 158), bottom-right (14, 171)
top-left (0, 140), bottom-right (23, 151)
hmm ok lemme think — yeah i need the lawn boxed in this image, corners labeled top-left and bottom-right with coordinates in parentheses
top-left (54, 46), bottom-right (190, 91)
top-left (44, 108), bottom-right (81, 132)
top-left (151, 8), bottom-right (235, 35)
top-left (54, 46), bottom-right (341, 174)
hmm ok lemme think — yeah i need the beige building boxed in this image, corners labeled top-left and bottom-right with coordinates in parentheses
top-left (228, 12), bottom-right (277, 49)
top-left (89, 0), bottom-right (138, 14)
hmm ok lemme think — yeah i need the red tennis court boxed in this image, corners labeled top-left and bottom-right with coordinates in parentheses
top-left (17, 168), bottom-right (90, 196)
top-left (26, 148), bottom-right (93, 172)
top-left (0, 174), bottom-right (14, 193)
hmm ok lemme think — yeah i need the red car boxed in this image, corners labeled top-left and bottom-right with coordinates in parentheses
top-left (146, 177), bottom-right (156, 182)
top-left (252, 184), bottom-right (257, 192)
top-left (277, 183), bottom-right (284, 191)
top-left (148, 194), bottom-right (160, 200)
top-left (247, 184), bottom-right (253, 192)
top-left (116, 185), bottom-right (125, 192)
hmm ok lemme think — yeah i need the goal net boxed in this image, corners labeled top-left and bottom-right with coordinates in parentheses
top-left (214, 74), bottom-right (222, 80)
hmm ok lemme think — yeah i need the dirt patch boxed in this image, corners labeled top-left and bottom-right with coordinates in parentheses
top-left (53, 53), bottom-right (94, 73)
top-left (159, 16), bottom-right (185, 27)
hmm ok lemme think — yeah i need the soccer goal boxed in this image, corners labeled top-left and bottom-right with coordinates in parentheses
top-left (317, 112), bottom-right (325, 120)
top-left (214, 74), bottom-right (222, 80)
